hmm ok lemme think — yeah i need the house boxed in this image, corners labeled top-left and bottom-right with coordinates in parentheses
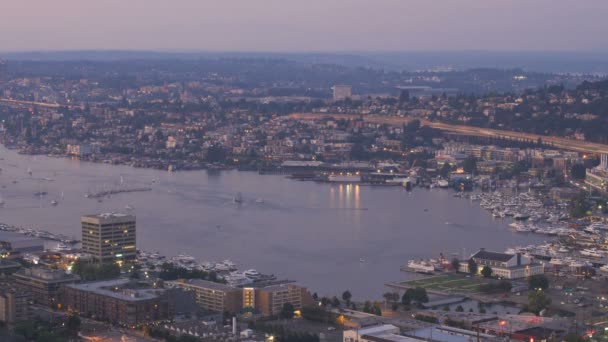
top-left (459, 249), bottom-right (544, 279)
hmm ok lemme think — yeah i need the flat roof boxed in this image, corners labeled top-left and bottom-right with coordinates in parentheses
top-left (0, 231), bottom-right (43, 243)
top-left (66, 278), bottom-right (163, 301)
top-left (176, 279), bottom-right (238, 292)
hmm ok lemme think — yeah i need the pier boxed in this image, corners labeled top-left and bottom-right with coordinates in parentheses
top-left (85, 186), bottom-right (152, 199)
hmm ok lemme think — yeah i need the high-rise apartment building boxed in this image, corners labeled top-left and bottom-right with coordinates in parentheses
top-left (81, 213), bottom-right (136, 263)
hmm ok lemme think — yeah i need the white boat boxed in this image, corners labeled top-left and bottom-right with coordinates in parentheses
top-left (599, 265), bottom-right (608, 274)
top-left (125, 204), bottom-right (135, 211)
top-left (27, 167), bottom-right (32, 176)
top-left (437, 180), bottom-right (449, 188)
top-left (0, 197), bottom-right (5, 208)
top-left (327, 174), bottom-right (361, 183)
top-left (580, 249), bottom-right (604, 258)
top-left (255, 198), bottom-right (264, 204)
top-left (50, 200), bottom-right (58, 206)
top-left (407, 260), bottom-right (435, 274)
top-left (243, 269), bottom-right (261, 279)
top-left (53, 243), bottom-right (71, 252)
top-left (224, 272), bottom-right (253, 286)
top-left (549, 258), bottom-right (566, 266)
top-left (233, 192), bottom-right (243, 204)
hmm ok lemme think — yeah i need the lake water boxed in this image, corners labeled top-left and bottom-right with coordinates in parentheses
top-left (0, 146), bottom-right (544, 299)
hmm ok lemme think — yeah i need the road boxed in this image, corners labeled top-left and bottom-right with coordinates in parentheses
top-left (288, 113), bottom-right (608, 155)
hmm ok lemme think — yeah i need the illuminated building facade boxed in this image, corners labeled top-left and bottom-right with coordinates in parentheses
top-left (81, 213), bottom-right (136, 263)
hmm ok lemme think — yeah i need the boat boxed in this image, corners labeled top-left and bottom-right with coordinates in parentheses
top-left (359, 258), bottom-right (366, 263)
top-left (125, 204), bottom-right (135, 211)
top-left (580, 249), bottom-right (604, 258)
top-left (243, 269), bottom-right (261, 279)
top-left (437, 180), bottom-right (449, 188)
top-left (27, 167), bottom-right (32, 176)
top-left (549, 258), bottom-right (566, 266)
top-left (327, 174), bottom-right (361, 183)
top-left (233, 192), bottom-right (243, 204)
top-left (255, 198), bottom-right (264, 204)
top-left (0, 197), bottom-right (4, 208)
top-left (407, 260), bottom-right (435, 274)
top-left (514, 213), bottom-right (530, 220)
top-left (599, 265), bottom-right (608, 274)
top-left (53, 243), bottom-right (71, 252)
top-left (50, 200), bottom-right (58, 206)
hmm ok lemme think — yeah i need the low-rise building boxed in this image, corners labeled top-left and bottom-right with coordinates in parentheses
top-left (62, 278), bottom-right (172, 325)
top-left (459, 249), bottom-right (544, 279)
top-left (253, 283), bottom-right (315, 317)
top-left (0, 278), bottom-right (31, 325)
top-left (173, 279), bottom-right (242, 314)
top-left (14, 267), bottom-right (79, 308)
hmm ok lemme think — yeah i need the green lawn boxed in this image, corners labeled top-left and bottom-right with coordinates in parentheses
top-left (402, 275), bottom-right (488, 293)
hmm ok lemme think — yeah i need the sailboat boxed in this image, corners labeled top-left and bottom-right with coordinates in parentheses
top-left (233, 192), bottom-right (243, 204)
top-left (27, 167), bottom-right (32, 176)
top-left (0, 196), bottom-right (5, 208)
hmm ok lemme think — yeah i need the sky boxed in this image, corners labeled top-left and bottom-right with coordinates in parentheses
top-left (2, 0), bottom-right (608, 52)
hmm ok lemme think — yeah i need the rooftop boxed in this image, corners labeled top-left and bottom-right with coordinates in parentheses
top-left (176, 279), bottom-right (237, 292)
top-left (65, 278), bottom-right (164, 301)
top-left (471, 249), bottom-right (514, 262)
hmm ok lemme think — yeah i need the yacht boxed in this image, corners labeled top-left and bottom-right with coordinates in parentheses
top-left (255, 198), bottom-right (264, 204)
top-left (0, 197), bottom-right (5, 208)
top-left (53, 243), bottom-right (71, 252)
top-left (225, 272), bottom-right (253, 286)
top-left (580, 249), bottom-right (604, 258)
top-left (599, 265), bottom-right (608, 274)
top-left (50, 200), bottom-right (58, 206)
top-left (125, 204), bottom-right (135, 211)
top-left (407, 260), bottom-right (435, 274)
top-left (549, 258), bottom-right (566, 266)
top-left (243, 269), bottom-right (261, 279)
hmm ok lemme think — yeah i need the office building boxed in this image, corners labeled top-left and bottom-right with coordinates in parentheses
top-left (174, 279), bottom-right (242, 314)
top-left (62, 278), bottom-right (172, 325)
top-left (0, 278), bottom-right (31, 325)
top-left (459, 248), bottom-right (544, 279)
top-left (13, 267), bottom-right (79, 308)
top-left (81, 213), bottom-right (136, 263)
top-left (333, 85), bottom-right (352, 101)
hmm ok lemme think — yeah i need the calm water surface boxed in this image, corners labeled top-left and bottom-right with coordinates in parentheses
top-left (0, 146), bottom-right (543, 298)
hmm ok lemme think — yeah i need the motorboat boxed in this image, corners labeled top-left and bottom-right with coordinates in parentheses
top-left (407, 259), bottom-right (435, 274)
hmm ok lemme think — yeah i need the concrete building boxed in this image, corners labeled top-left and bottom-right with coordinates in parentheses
top-left (459, 249), bottom-right (544, 279)
top-left (333, 85), bottom-right (352, 101)
top-left (174, 279), bottom-right (314, 316)
top-left (81, 213), bottom-right (136, 263)
top-left (0, 260), bottom-right (21, 275)
top-left (13, 267), bottom-right (79, 308)
top-left (67, 144), bottom-right (99, 157)
top-left (0, 278), bottom-right (31, 325)
top-left (174, 279), bottom-right (242, 314)
top-left (0, 231), bottom-right (44, 254)
top-left (253, 283), bottom-right (314, 317)
top-left (62, 278), bottom-right (172, 325)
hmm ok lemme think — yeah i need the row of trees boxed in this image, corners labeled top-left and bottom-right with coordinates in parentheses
top-left (71, 259), bottom-right (120, 281)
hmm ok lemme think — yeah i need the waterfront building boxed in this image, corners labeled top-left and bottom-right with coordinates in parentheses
top-left (174, 279), bottom-right (242, 314)
top-left (13, 267), bottom-right (79, 308)
top-left (0, 278), bottom-right (32, 325)
top-left (0, 231), bottom-right (44, 254)
top-left (254, 283), bottom-right (315, 317)
top-left (61, 278), bottom-right (172, 325)
top-left (174, 279), bottom-right (314, 316)
top-left (66, 144), bottom-right (99, 157)
top-left (81, 213), bottom-right (136, 263)
top-left (333, 85), bottom-right (352, 101)
top-left (459, 249), bottom-right (544, 279)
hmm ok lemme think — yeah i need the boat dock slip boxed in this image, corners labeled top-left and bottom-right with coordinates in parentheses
top-left (85, 186), bottom-right (152, 199)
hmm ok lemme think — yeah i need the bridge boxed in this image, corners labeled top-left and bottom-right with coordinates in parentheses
top-left (287, 113), bottom-right (608, 155)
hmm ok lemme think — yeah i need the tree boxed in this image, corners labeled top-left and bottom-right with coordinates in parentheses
top-left (280, 303), bottom-right (295, 319)
top-left (468, 259), bottom-right (478, 275)
top-left (570, 164), bottom-right (586, 180)
top-left (405, 287), bottom-right (428, 304)
top-left (481, 266), bottom-right (493, 278)
top-left (570, 192), bottom-right (590, 218)
top-left (455, 305), bottom-right (464, 312)
top-left (320, 297), bottom-right (330, 307)
top-left (463, 155), bottom-right (477, 174)
top-left (342, 290), bottom-right (352, 303)
top-left (528, 274), bottom-right (549, 291)
top-left (528, 290), bottom-right (551, 314)
top-left (331, 296), bottom-right (341, 308)
top-left (439, 163), bottom-right (452, 178)
top-left (401, 292), bottom-right (411, 306)
top-left (451, 258), bottom-right (460, 273)
top-left (66, 314), bottom-right (81, 337)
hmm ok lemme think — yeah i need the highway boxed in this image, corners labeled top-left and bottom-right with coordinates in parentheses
top-left (288, 113), bottom-right (608, 155)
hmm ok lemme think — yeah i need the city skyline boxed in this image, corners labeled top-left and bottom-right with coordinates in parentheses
top-left (2, 0), bottom-right (608, 52)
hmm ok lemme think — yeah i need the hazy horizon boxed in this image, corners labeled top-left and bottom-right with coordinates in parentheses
top-left (2, 0), bottom-right (608, 52)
